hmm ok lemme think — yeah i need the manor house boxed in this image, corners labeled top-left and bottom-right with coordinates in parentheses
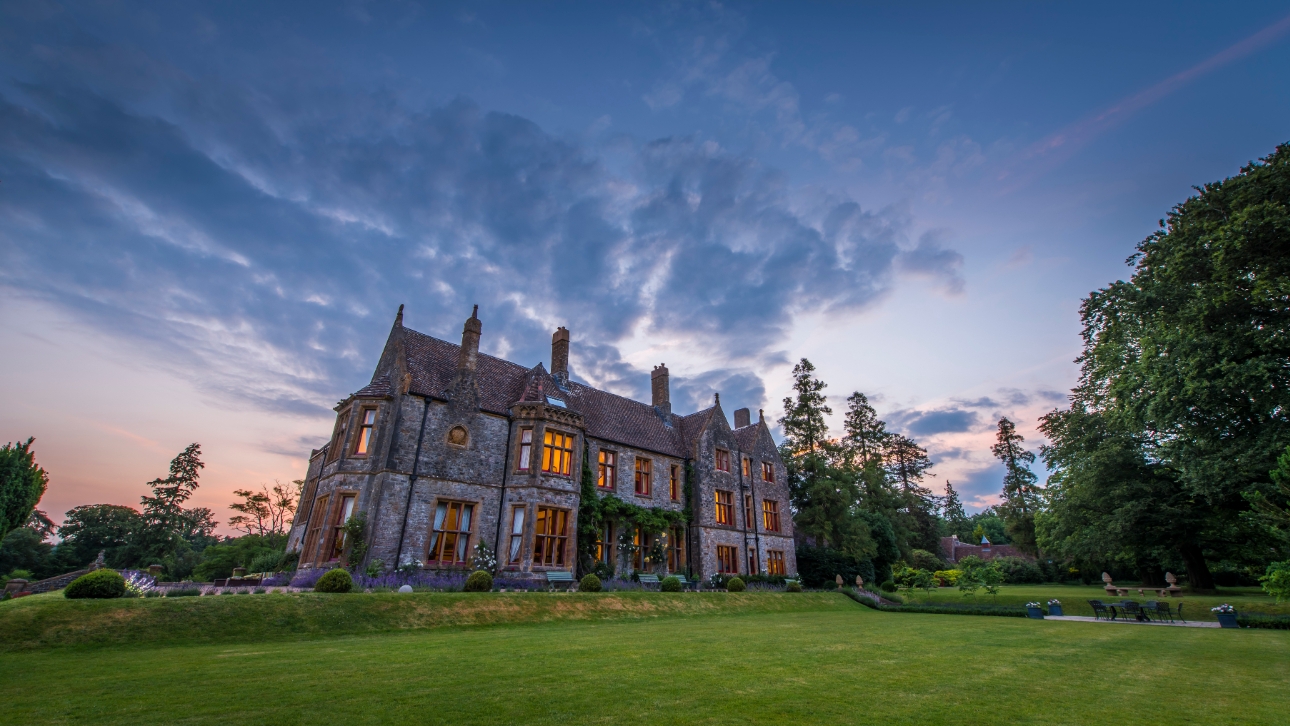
top-left (285, 306), bottom-right (797, 581)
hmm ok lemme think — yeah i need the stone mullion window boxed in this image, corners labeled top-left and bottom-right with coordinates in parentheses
top-left (517, 428), bottom-right (534, 471)
top-left (715, 449), bottom-right (730, 472)
top-left (428, 500), bottom-right (475, 566)
top-left (634, 458), bottom-right (652, 497)
top-left (326, 409), bottom-right (352, 463)
top-left (716, 545), bottom-right (738, 574)
top-left (767, 550), bottom-right (786, 575)
top-left (762, 500), bottom-right (781, 533)
top-left (507, 505), bottom-right (526, 565)
top-left (542, 430), bottom-right (573, 476)
top-left (325, 493), bottom-right (356, 561)
top-left (598, 450), bottom-right (616, 489)
top-left (301, 493), bottom-right (330, 564)
top-left (533, 507), bottom-right (569, 568)
top-left (743, 494), bottom-right (754, 530)
top-left (667, 525), bottom-right (686, 572)
top-left (714, 490), bottom-right (734, 525)
top-left (761, 461), bottom-right (774, 482)
top-left (353, 408), bottom-right (377, 455)
top-left (669, 465), bottom-right (680, 501)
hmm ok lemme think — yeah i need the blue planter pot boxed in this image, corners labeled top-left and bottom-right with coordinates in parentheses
top-left (1027, 607), bottom-right (1045, 619)
top-left (1217, 612), bottom-right (1239, 629)
top-left (1048, 605), bottom-right (1063, 617)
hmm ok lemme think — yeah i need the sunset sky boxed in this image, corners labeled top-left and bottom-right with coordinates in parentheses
top-left (3, 1), bottom-right (1289, 530)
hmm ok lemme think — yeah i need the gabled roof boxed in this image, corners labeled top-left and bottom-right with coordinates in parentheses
top-left (565, 381), bottom-right (684, 457)
top-left (733, 423), bottom-right (762, 451)
top-left (350, 375), bottom-right (393, 399)
top-left (400, 328), bottom-right (531, 415)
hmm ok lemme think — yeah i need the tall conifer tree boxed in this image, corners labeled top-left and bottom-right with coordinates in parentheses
top-left (993, 417), bottom-right (1040, 553)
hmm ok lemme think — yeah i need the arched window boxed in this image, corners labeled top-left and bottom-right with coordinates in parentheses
top-left (447, 425), bottom-right (469, 447)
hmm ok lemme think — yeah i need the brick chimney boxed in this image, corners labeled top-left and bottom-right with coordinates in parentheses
top-left (551, 327), bottom-right (570, 384)
top-left (458, 305), bottom-right (481, 372)
top-left (734, 408), bottom-right (751, 428)
top-left (651, 364), bottom-right (670, 417)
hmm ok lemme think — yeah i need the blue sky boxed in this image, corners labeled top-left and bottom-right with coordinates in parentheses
top-left (2, 1), bottom-right (1288, 524)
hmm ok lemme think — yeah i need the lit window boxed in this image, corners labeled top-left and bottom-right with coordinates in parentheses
top-left (507, 506), bottom-right (526, 565)
top-left (744, 495), bottom-right (754, 529)
top-left (533, 507), bottom-right (569, 567)
top-left (715, 490), bottom-right (733, 525)
top-left (669, 465), bottom-right (680, 501)
top-left (354, 409), bottom-right (377, 455)
top-left (517, 429), bottom-right (533, 471)
top-left (598, 450), bottom-right (616, 488)
top-left (742, 457), bottom-right (751, 478)
top-left (597, 521), bottom-right (614, 564)
top-left (633, 526), bottom-right (646, 570)
top-left (635, 458), bottom-right (652, 496)
top-left (542, 430), bottom-right (573, 476)
top-left (767, 550), bottom-right (786, 575)
top-left (715, 449), bottom-right (730, 472)
top-left (763, 500), bottom-right (781, 532)
top-left (716, 545), bottom-right (738, 574)
top-left (302, 493), bottom-right (329, 564)
top-left (428, 501), bottom-right (474, 564)
top-left (329, 494), bottom-right (356, 560)
top-left (668, 525), bottom-right (686, 572)
top-left (762, 461), bottom-right (774, 482)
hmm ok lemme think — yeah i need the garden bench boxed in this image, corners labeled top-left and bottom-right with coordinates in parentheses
top-left (637, 574), bottom-right (660, 587)
top-left (545, 570), bottom-right (575, 589)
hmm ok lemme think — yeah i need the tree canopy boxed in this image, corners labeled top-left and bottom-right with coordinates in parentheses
top-left (0, 438), bottom-right (48, 542)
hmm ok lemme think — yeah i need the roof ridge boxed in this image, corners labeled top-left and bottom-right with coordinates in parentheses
top-left (403, 326), bottom-right (533, 374)
top-left (566, 379), bottom-right (686, 416)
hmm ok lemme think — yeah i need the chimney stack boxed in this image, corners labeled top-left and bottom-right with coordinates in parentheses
top-left (551, 327), bottom-right (570, 383)
top-left (458, 305), bottom-right (481, 372)
top-left (651, 364), bottom-right (670, 417)
top-left (734, 408), bottom-right (751, 428)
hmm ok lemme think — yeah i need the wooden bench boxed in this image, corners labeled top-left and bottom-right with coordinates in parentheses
top-left (637, 574), bottom-right (660, 587)
top-left (545, 570), bottom-right (575, 589)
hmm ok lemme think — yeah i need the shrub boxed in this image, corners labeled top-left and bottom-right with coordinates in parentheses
top-left (7, 569), bottom-right (34, 581)
top-left (167, 588), bottom-right (201, 597)
top-left (579, 574), bottom-right (603, 592)
top-left (313, 568), bottom-right (353, 593)
top-left (463, 570), bottom-right (493, 592)
top-left (909, 549), bottom-right (945, 572)
top-left (1261, 561), bottom-right (1290, 603)
top-left (786, 580), bottom-right (802, 593)
top-left (726, 577), bottom-right (746, 592)
top-left (248, 550), bottom-right (286, 575)
top-left (64, 569), bottom-right (126, 599)
top-left (795, 545), bottom-right (875, 589)
top-left (879, 580), bottom-right (897, 593)
top-left (660, 575), bottom-right (681, 592)
top-left (993, 556), bottom-right (1044, 584)
top-left (933, 569), bottom-right (960, 587)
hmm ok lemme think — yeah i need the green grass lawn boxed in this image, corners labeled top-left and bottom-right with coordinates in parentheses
top-left (2, 591), bottom-right (1288, 725)
top-left (894, 583), bottom-right (1290, 621)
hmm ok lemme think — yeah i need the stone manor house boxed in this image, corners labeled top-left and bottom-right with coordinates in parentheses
top-left (285, 306), bottom-right (797, 581)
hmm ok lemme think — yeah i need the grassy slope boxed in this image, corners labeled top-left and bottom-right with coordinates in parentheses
top-left (895, 584), bottom-right (1290, 620)
top-left (2, 593), bottom-right (1287, 725)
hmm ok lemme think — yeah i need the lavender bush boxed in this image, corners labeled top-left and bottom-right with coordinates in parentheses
top-left (120, 570), bottom-right (157, 597)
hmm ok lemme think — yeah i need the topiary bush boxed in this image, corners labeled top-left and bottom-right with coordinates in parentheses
top-left (726, 577), bottom-right (745, 592)
top-left (660, 575), bottom-right (681, 592)
top-left (64, 569), bottom-right (126, 599)
top-left (313, 568), bottom-right (353, 593)
top-left (786, 580), bottom-right (802, 592)
top-left (880, 579), bottom-right (897, 593)
top-left (464, 570), bottom-right (493, 592)
top-left (579, 574), bottom-right (602, 592)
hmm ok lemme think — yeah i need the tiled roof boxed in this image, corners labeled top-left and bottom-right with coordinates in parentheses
top-left (676, 407), bottom-right (717, 455)
top-left (351, 375), bottom-right (393, 399)
top-left (733, 423), bottom-right (761, 451)
top-left (400, 328), bottom-right (531, 415)
top-left (565, 381), bottom-right (685, 458)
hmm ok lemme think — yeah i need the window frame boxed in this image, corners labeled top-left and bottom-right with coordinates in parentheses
top-left (507, 505), bottom-right (526, 566)
top-left (426, 499), bottom-right (476, 566)
top-left (741, 457), bottom-right (751, 478)
top-left (326, 408), bottom-right (352, 463)
top-left (542, 429), bottom-right (574, 477)
top-left (744, 494), bottom-right (754, 530)
top-left (597, 449), bottom-right (617, 489)
top-left (353, 407), bottom-right (378, 456)
top-left (762, 500), bottom-right (781, 533)
top-left (302, 492), bottom-right (330, 564)
top-left (533, 506), bottom-right (570, 568)
top-left (517, 428), bottom-right (534, 471)
top-left (714, 490), bottom-right (734, 526)
top-left (762, 460), bottom-right (774, 483)
top-left (596, 520), bottom-right (615, 564)
top-left (715, 449), bottom-right (730, 472)
top-left (669, 465), bottom-right (681, 501)
top-left (667, 525), bottom-right (686, 573)
top-left (767, 550), bottom-right (786, 576)
top-left (326, 492), bottom-right (357, 561)
top-left (634, 457), bottom-right (652, 497)
top-left (716, 545), bottom-right (738, 574)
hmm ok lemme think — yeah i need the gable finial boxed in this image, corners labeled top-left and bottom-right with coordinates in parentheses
top-left (471, 304), bottom-right (479, 319)
top-left (714, 392), bottom-right (720, 405)
top-left (394, 304), bottom-right (404, 327)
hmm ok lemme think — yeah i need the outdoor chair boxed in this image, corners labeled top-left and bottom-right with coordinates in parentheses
top-left (1121, 601), bottom-right (1145, 621)
top-left (1088, 600), bottom-right (1111, 620)
top-left (1176, 603), bottom-right (1186, 623)
top-left (1150, 601), bottom-right (1174, 623)
top-left (1144, 601), bottom-right (1159, 621)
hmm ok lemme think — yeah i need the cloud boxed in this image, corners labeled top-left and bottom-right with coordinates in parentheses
top-left (897, 230), bottom-right (965, 294)
top-left (889, 407), bottom-right (980, 436)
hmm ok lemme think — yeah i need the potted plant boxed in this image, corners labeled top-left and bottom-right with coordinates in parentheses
top-left (1047, 599), bottom-right (1063, 616)
top-left (1212, 603), bottom-right (1239, 629)
top-left (1025, 601), bottom-right (1045, 619)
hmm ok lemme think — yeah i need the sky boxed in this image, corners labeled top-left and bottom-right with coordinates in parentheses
top-left (2, 1), bottom-right (1288, 530)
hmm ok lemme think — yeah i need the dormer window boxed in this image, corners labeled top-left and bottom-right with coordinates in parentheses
top-left (546, 396), bottom-right (566, 408)
top-left (353, 409), bottom-right (377, 455)
top-left (715, 449), bottom-right (730, 472)
top-left (762, 461), bottom-right (774, 482)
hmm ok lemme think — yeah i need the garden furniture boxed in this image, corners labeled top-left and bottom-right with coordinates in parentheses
top-left (545, 570), bottom-right (575, 590)
top-left (1119, 601), bottom-right (1148, 622)
top-left (1148, 601), bottom-right (1174, 623)
top-left (637, 574), bottom-right (660, 588)
top-left (1088, 600), bottom-right (1111, 620)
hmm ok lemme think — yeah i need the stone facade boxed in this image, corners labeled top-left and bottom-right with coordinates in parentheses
top-left (286, 307), bottom-right (796, 581)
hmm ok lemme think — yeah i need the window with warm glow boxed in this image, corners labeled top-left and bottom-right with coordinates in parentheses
top-left (742, 457), bottom-right (751, 477)
top-left (763, 500), bottom-right (781, 532)
top-left (716, 545), bottom-right (738, 573)
top-left (633, 526), bottom-right (646, 570)
top-left (533, 507), bottom-right (569, 567)
top-left (542, 430), bottom-right (573, 475)
top-left (744, 494), bottom-right (753, 529)
top-left (517, 428), bottom-right (534, 471)
top-left (715, 449), bottom-right (730, 472)
top-left (598, 450), bottom-right (616, 488)
top-left (329, 494), bottom-right (356, 560)
top-left (354, 409), bottom-right (377, 455)
top-left (715, 490), bottom-right (733, 525)
top-left (507, 505), bottom-right (525, 565)
top-left (302, 493), bottom-right (329, 563)
top-left (669, 465), bottom-right (680, 501)
top-left (635, 458), bottom-right (652, 496)
top-left (596, 521), bottom-right (614, 564)
top-left (762, 461), bottom-right (774, 482)
top-left (668, 525), bottom-right (686, 572)
top-left (767, 550), bottom-right (786, 575)
top-left (428, 501), bottom-right (474, 564)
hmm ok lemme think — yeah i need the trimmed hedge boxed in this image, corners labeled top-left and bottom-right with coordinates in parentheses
top-left (660, 576), bottom-right (681, 592)
top-left (64, 569), bottom-right (126, 599)
top-left (314, 569), bottom-right (353, 593)
top-left (1237, 614), bottom-right (1290, 630)
top-left (463, 570), bottom-right (493, 592)
top-left (842, 588), bottom-right (1024, 617)
top-left (786, 581), bottom-right (803, 593)
top-left (726, 577), bottom-right (745, 592)
top-left (579, 574), bottom-right (602, 592)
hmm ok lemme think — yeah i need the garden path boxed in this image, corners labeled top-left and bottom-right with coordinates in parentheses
top-left (1046, 615), bottom-right (1219, 628)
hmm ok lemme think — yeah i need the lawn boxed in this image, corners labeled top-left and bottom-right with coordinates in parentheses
top-left (2, 591), bottom-right (1288, 725)
top-left (894, 583), bottom-right (1290, 621)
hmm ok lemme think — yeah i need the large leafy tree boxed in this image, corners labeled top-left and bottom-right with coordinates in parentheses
top-left (993, 417), bottom-right (1040, 553)
top-left (0, 438), bottom-right (48, 542)
top-left (228, 481), bottom-right (298, 540)
top-left (1042, 144), bottom-right (1290, 588)
top-left (57, 504), bottom-right (145, 568)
